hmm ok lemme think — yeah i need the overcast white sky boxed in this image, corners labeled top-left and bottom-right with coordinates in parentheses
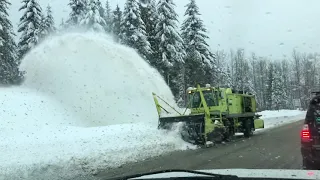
top-left (9, 0), bottom-right (320, 59)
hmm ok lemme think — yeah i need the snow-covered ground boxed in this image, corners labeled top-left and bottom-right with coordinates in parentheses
top-left (0, 32), bottom-right (306, 180)
top-left (259, 109), bottom-right (306, 129)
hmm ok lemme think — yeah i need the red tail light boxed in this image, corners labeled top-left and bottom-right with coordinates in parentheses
top-left (301, 124), bottom-right (311, 141)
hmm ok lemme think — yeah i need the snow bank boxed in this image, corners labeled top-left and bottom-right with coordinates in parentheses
top-left (258, 109), bottom-right (306, 129)
top-left (0, 32), bottom-right (193, 180)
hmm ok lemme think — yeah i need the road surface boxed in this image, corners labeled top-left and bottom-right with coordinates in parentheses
top-left (96, 120), bottom-right (304, 179)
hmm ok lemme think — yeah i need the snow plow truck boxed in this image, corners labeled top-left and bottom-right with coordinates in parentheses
top-left (152, 84), bottom-right (264, 147)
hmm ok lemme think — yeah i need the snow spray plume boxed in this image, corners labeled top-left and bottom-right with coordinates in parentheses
top-left (58, 24), bottom-right (119, 42)
top-left (19, 32), bottom-right (179, 127)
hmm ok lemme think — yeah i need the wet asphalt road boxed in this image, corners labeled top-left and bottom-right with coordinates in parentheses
top-left (95, 120), bottom-right (304, 179)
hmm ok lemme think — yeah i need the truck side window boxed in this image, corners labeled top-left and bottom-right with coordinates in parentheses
top-left (204, 91), bottom-right (216, 106)
top-left (191, 92), bottom-right (201, 108)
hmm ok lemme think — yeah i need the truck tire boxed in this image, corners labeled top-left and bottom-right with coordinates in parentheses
top-left (222, 118), bottom-right (232, 142)
top-left (243, 119), bottom-right (253, 138)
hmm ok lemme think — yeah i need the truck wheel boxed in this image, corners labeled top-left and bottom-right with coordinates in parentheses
top-left (222, 128), bottom-right (231, 142)
top-left (243, 119), bottom-right (253, 138)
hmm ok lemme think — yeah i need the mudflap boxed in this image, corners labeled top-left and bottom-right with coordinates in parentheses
top-left (254, 118), bottom-right (264, 129)
top-left (158, 114), bottom-right (206, 145)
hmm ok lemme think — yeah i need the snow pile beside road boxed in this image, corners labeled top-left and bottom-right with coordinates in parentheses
top-left (258, 109), bottom-right (306, 129)
top-left (0, 32), bottom-right (194, 180)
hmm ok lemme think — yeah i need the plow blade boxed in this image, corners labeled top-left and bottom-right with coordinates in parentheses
top-left (158, 114), bottom-right (206, 145)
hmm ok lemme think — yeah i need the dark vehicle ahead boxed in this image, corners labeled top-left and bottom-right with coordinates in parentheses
top-left (301, 94), bottom-right (320, 169)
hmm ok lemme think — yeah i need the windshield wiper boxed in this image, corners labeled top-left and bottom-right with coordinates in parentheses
top-left (105, 169), bottom-right (239, 180)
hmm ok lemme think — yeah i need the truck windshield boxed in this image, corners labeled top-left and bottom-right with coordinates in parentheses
top-left (189, 91), bottom-right (218, 108)
top-left (189, 92), bottom-right (200, 108)
top-left (203, 91), bottom-right (215, 106)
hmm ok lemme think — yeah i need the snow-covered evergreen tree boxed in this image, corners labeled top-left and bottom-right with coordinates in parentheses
top-left (271, 61), bottom-right (287, 110)
top-left (38, 11), bottom-right (47, 39)
top-left (215, 50), bottom-right (232, 87)
top-left (301, 53), bottom-right (316, 108)
top-left (250, 53), bottom-right (259, 95)
top-left (281, 59), bottom-right (291, 109)
top-left (218, 64), bottom-right (232, 88)
top-left (120, 0), bottom-right (152, 60)
top-left (0, 0), bottom-right (22, 84)
top-left (266, 62), bottom-right (273, 109)
top-left (155, 0), bottom-right (186, 101)
top-left (104, 0), bottom-right (112, 32)
top-left (230, 49), bottom-right (253, 93)
top-left (44, 5), bottom-right (56, 34)
top-left (224, 66), bottom-right (233, 87)
top-left (111, 4), bottom-right (122, 42)
top-left (140, 0), bottom-right (159, 66)
top-left (67, 0), bottom-right (88, 27)
top-left (156, 0), bottom-right (185, 68)
top-left (59, 18), bottom-right (67, 32)
top-left (38, 5), bottom-right (55, 40)
top-left (96, 0), bottom-right (104, 17)
top-left (291, 49), bottom-right (303, 107)
top-left (254, 57), bottom-right (269, 110)
top-left (96, 0), bottom-right (110, 32)
top-left (176, 63), bottom-right (186, 107)
top-left (17, 0), bottom-right (43, 60)
top-left (60, 18), bottom-right (65, 27)
top-left (181, 0), bottom-right (215, 87)
top-left (80, 0), bottom-right (106, 32)
top-left (242, 59), bottom-right (255, 93)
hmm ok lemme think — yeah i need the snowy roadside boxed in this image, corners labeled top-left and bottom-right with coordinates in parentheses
top-left (0, 122), bottom-right (195, 179)
top-left (258, 109), bottom-right (306, 129)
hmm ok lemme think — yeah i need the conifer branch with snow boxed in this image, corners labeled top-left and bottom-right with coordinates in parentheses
top-left (0, 0), bottom-right (23, 84)
top-left (80, 0), bottom-right (106, 32)
top-left (111, 4), bottom-right (122, 42)
top-left (17, 0), bottom-right (43, 60)
top-left (155, 0), bottom-right (186, 104)
top-left (140, 0), bottom-right (159, 67)
top-left (120, 0), bottom-right (152, 60)
top-left (181, 0), bottom-right (216, 87)
top-left (67, 0), bottom-right (88, 28)
top-left (104, 0), bottom-right (112, 33)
